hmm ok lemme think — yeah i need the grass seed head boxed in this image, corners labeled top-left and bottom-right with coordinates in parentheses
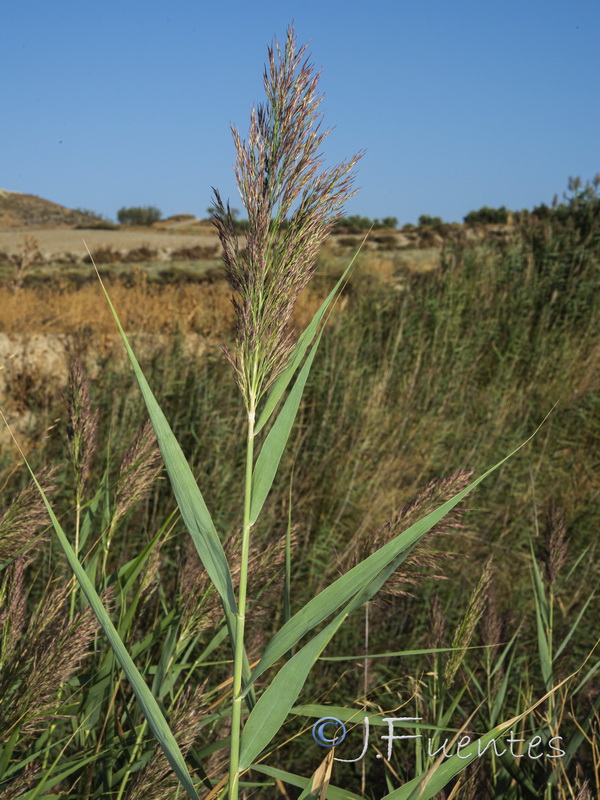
top-left (0, 579), bottom-right (107, 742)
top-left (480, 582), bottom-right (506, 690)
top-left (0, 466), bottom-right (57, 563)
top-left (0, 557), bottom-right (28, 662)
top-left (540, 502), bottom-right (568, 590)
top-left (427, 591), bottom-right (446, 649)
top-left (63, 359), bottom-right (99, 498)
top-left (113, 418), bottom-right (162, 527)
top-left (0, 761), bottom-right (42, 800)
top-left (212, 24), bottom-right (362, 409)
top-left (444, 556), bottom-right (494, 686)
top-left (125, 681), bottom-right (208, 800)
top-left (345, 470), bottom-right (473, 597)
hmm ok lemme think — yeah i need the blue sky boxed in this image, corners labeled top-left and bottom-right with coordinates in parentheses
top-left (2, 0), bottom-right (598, 225)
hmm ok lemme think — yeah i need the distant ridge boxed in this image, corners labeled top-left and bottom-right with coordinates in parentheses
top-left (0, 190), bottom-right (100, 229)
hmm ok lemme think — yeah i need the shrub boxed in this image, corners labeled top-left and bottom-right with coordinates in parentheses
top-left (419, 214), bottom-right (445, 227)
top-left (522, 176), bottom-right (600, 250)
top-left (73, 207), bottom-right (115, 227)
top-left (337, 235), bottom-right (361, 248)
top-left (374, 233), bottom-right (398, 248)
top-left (117, 205), bottom-right (162, 226)
top-left (171, 244), bottom-right (219, 260)
top-left (334, 215), bottom-right (398, 232)
top-left (86, 245), bottom-right (121, 264)
top-left (463, 205), bottom-right (510, 224)
top-left (121, 246), bottom-right (158, 263)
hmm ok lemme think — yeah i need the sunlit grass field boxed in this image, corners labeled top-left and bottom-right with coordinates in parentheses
top-left (1, 208), bottom-right (598, 797)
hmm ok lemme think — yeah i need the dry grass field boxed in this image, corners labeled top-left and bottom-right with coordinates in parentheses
top-left (0, 226), bottom-right (219, 258)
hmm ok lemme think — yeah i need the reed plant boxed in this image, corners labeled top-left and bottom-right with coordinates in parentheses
top-left (1, 23), bottom-right (599, 800)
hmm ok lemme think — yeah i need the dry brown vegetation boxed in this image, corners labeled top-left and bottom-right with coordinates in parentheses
top-left (0, 277), bottom-right (233, 336)
top-left (0, 273), bottom-right (332, 338)
top-left (0, 273), bottom-right (329, 447)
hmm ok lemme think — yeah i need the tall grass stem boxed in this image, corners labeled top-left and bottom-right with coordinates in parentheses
top-left (229, 404), bottom-right (256, 798)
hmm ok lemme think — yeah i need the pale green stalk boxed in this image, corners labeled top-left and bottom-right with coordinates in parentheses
top-left (116, 716), bottom-right (148, 800)
top-left (228, 394), bottom-right (256, 799)
top-left (49, 486), bottom-right (83, 774)
top-left (284, 469), bottom-right (294, 628)
top-left (68, 498), bottom-right (82, 621)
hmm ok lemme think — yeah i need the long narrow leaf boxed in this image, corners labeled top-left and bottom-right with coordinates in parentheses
top-left (245, 429), bottom-right (540, 692)
top-left (89, 258), bottom-right (259, 702)
top-left (251, 763), bottom-right (363, 800)
top-left (251, 241), bottom-right (370, 523)
top-left (255, 238), bottom-right (368, 435)
top-left (530, 543), bottom-right (552, 690)
top-left (251, 330), bottom-right (323, 524)
top-left (239, 545), bottom-right (416, 769)
top-left (90, 255), bottom-right (237, 617)
top-left (0, 426), bottom-right (200, 800)
top-left (27, 752), bottom-right (100, 800)
top-left (554, 590), bottom-right (595, 659)
top-left (239, 612), bottom-right (347, 771)
top-left (293, 705), bottom-right (453, 733)
top-left (319, 643), bottom-right (506, 661)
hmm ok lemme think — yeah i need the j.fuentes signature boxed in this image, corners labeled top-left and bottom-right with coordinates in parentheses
top-left (311, 716), bottom-right (565, 763)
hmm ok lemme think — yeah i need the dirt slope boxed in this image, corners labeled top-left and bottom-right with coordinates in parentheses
top-left (0, 190), bottom-right (100, 229)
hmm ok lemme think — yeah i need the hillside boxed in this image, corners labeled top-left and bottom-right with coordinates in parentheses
top-left (0, 189), bottom-right (102, 229)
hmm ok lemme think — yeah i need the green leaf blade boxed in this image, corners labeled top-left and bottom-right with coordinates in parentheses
top-left (93, 266), bottom-right (237, 616)
top-left (246, 442), bottom-right (531, 692)
top-left (239, 550), bottom-right (423, 769)
top-left (19, 462), bottom-right (200, 800)
top-left (255, 242), bottom-right (366, 435)
top-left (251, 335), bottom-right (321, 525)
top-left (239, 615), bottom-right (348, 771)
top-left (251, 764), bottom-right (364, 800)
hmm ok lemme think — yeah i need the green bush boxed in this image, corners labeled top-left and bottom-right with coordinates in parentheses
top-left (117, 205), bottom-right (162, 226)
top-left (334, 214), bottom-right (398, 232)
top-left (418, 214), bottom-right (445, 227)
top-left (463, 206), bottom-right (509, 224)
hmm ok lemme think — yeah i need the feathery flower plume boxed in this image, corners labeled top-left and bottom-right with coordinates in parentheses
top-left (125, 682), bottom-right (208, 800)
top-left (444, 557), bottom-right (494, 686)
top-left (0, 466), bottom-right (57, 563)
top-left (0, 579), bottom-right (107, 743)
top-left (345, 470), bottom-right (473, 597)
top-left (0, 761), bottom-right (42, 800)
top-left (212, 24), bottom-right (362, 410)
top-left (540, 502), bottom-right (568, 590)
top-left (63, 359), bottom-right (99, 500)
top-left (0, 557), bottom-right (28, 662)
top-left (427, 592), bottom-right (446, 649)
top-left (113, 418), bottom-right (162, 527)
